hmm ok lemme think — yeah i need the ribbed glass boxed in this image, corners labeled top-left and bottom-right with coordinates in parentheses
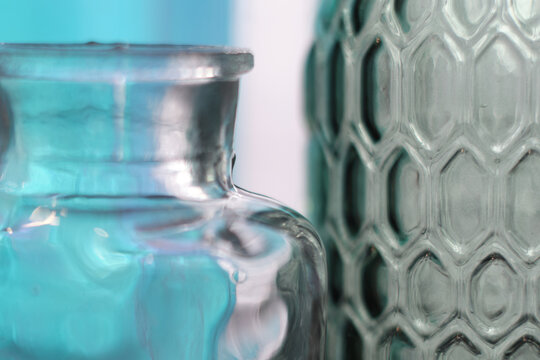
top-left (0, 44), bottom-right (326, 359)
top-left (307, 0), bottom-right (540, 358)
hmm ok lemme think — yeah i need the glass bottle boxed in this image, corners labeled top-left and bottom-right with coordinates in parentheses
top-left (307, 0), bottom-right (540, 358)
top-left (0, 44), bottom-right (326, 359)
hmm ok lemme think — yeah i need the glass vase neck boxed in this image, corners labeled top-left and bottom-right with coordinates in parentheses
top-left (0, 45), bottom-right (253, 200)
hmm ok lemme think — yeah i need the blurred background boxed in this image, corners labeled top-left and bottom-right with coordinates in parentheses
top-left (0, 0), bottom-right (318, 214)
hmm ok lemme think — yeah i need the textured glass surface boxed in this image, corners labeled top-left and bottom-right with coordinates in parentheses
top-left (0, 44), bottom-right (326, 359)
top-left (307, 0), bottom-right (540, 358)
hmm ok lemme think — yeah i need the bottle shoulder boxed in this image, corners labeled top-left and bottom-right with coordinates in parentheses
top-left (226, 188), bottom-right (325, 253)
top-left (0, 191), bottom-right (324, 259)
top-left (229, 187), bottom-right (320, 237)
top-left (0, 191), bottom-right (327, 359)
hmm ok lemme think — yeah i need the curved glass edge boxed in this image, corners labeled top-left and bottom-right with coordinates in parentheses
top-left (0, 43), bottom-right (254, 82)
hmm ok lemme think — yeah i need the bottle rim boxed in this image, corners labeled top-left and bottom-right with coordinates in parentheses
top-left (0, 43), bottom-right (254, 82)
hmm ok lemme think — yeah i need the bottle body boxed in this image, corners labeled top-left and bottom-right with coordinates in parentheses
top-left (0, 193), bottom-right (324, 360)
top-left (308, 1), bottom-right (540, 357)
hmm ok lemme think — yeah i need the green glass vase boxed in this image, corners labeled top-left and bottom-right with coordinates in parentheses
top-left (307, 0), bottom-right (540, 358)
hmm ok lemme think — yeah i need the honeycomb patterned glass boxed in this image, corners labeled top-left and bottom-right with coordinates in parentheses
top-left (306, 0), bottom-right (540, 358)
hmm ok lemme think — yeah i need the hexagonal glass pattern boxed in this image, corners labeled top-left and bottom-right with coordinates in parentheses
top-left (387, 149), bottom-right (423, 244)
top-left (410, 36), bottom-right (459, 149)
top-left (394, 0), bottom-right (434, 34)
top-left (343, 320), bottom-right (363, 360)
top-left (507, 150), bottom-right (540, 261)
top-left (361, 38), bottom-right (392, 142)
top-left (443, 0), bottom-right (494, 37)
top-left (328, 242), bottom-right (345, 304)
top-left (361, 246), bottom-right (388, 318)
top-left (473, 36), bottom-right (525, 152)
top-left (378, 328), bottom-right (417, 359)
top-left (512, 0), bottom-right (540, 39)
top-left (505, 336), bottom-right (540, 359)
top-left (470, 255), bottom-right (521, 342)
top-left (329, 41), bottom-right (346, 138)
top-left (537, 276), bottom-right (540, 319)
top-left (343, 145), bottom-right (366, 237)
top-left (436, 334), bottom-right (481, 360)
top-left (407, 252), bottom-right (455, 335)
top-left (309, 0), bottom-right (540, 357)
top-left (440, 150), bottom-right (489, 251)
top-left (351, 0), bottom-right (375, 34)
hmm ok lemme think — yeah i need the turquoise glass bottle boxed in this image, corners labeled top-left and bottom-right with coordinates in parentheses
top-left (0, 44), bottom-right (326, 359)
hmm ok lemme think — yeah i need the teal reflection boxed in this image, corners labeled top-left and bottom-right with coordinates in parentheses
top-left (0, 0), bottom-right (231, 45)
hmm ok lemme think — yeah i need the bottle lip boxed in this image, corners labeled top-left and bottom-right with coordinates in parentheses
top-left (0, 43), bottom-right (254, 82)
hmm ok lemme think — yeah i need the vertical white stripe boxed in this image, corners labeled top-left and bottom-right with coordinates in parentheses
top-left (113, 76), bottom-right (126, 161)
top-left (232, 0), bottom-right (318, 214)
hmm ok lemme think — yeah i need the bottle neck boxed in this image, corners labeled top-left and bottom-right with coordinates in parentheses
top-left (0, 79), bottom-right (239, 200)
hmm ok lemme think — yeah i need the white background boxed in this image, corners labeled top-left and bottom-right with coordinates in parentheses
top-left (232, 1), bottom-right (318, 215)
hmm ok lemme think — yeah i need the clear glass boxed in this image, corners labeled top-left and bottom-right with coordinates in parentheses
top-left (0, 44), bottom-right (326, 359)
top-left (307, 0), bottom-right (540, 358)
